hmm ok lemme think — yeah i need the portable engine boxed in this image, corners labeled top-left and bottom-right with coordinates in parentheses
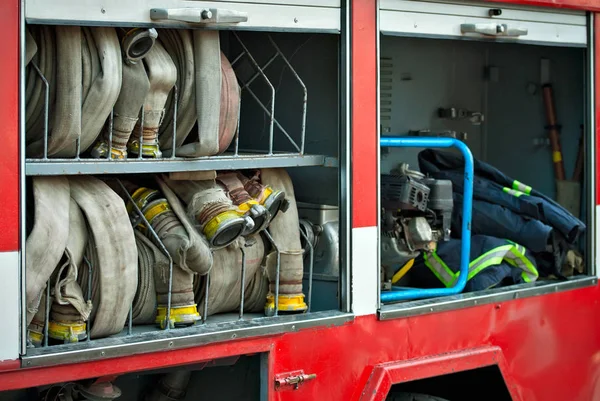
top-left (380, 163), bottom-right (453, 284)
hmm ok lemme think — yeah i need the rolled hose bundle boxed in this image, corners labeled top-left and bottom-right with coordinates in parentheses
top-left (122, 178), bottom-right (212, 327)
top-left (25, 26), bottom-right (122, 158)
top-left (162, 176), bottom-right (248, 249)
top-left (49, 199), bottom-right (92, 343)
top-left (71, 177), bottom-right (138, 339)
top-left (128, 41), bottom-right (177, 158)
top-left (259, 169), bottom-right (307, 315)
top-left (158, 29), bottom-right (197, 151)
top-left (194, 235), bottom-right (268, 316)
top-left (91, 55), bottom-right (151, 159)
top-left (163, 30), bottom-right (239, 157)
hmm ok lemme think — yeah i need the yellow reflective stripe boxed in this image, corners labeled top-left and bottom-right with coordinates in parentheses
top-left (392, 259), bottom-right (415, 284)
top-left (426, 244), bottom-right (538, 287)
top-left (512, 180), bottom-right (532, 195)
top-left (424, 253), bottom-right (454, 287)
top-left (503, 187), bottom-right (525, 197)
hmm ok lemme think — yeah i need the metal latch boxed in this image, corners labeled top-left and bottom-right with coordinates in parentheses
top-left (461, 23), bottom-right (528, 37)
top-left (274, 370), bottom-right (317, 391)
top-left (150, 8), bottom-right (248, 24)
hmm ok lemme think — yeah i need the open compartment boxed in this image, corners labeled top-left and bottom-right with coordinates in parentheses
top-left (21, 1), bottom-right (349, 367)
top-left (378, 1), bottom-right (595, 316)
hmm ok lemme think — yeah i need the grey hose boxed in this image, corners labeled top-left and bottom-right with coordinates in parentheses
top-left (56, 27), bottom-right (122, 157)
top-left (91, 60), bottom-right (150, 158)
top-left (27, 26), bottom-right (82, 158)
top-left (158, 29), bottom-right (197, 151)
top-left (26, 176), bottom-right (71, 326)
top-left (174, 30), bottom-right (221, 157)
top-left (260, 169), bottom-right (304, 295)
top-left (129, 41), bottom-right (177, 158)
top-left (51, 199), bottom-right (93, 324)
top-left (70, 177), bottom-right (138, 338)
top-left (196, 235), bottom-right (265, 316)
top-left (26, 25), bottom-right (55, 145)
top-left (132, 231), bottom-right (159, 324)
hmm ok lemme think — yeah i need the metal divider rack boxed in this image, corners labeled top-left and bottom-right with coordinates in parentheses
top-left (21, 27), bottom-right (350, 367)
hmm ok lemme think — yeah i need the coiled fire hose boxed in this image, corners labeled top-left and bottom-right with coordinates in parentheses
top-left (162, 177), bottom-right (249, 249)
top-left (25, 26), bottom-right (122, 158)
top-left (91, 29), bottom-right (156, 159)
top-left (195, 235), bottom-right (266, 316)
top-left (158, 29), bottom-right (196, 151)
top-left (121, 177), bottom-right (213, 327)
top-left (165, 30), bottom-right (239, 157)
top-left (132, 231), bottom-right (158, 325)
top-left (71, 177), bottom-right (138, 339)
top-left (49, 199), bottom-right (93, 343)
top-left (129, 41), bottom-right (177, 158)
top-left (26, 26), bottom-right (82, 157)
top-left (260, 169), bottom-right (307, 315)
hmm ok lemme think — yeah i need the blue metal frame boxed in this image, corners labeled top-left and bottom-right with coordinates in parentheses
top-left (379, 137), bottom-right (474, 302)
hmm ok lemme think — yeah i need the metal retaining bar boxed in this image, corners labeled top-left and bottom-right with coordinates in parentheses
top-left (379, 136), bottom-right (474, 302)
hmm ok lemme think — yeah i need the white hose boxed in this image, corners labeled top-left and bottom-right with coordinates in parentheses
top-left (26, 177), bottom-right (71, 325)
top-left (70, 177), bottom-right (138, 338)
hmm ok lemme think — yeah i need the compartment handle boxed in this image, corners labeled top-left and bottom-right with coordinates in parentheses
top-left (150, 8), bottom-right (248, 24)
top-left (461, 23), bottom-right (528, 37)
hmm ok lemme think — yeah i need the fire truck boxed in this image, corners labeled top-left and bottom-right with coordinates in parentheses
top-left (0, 0), bottom-right (597, 400)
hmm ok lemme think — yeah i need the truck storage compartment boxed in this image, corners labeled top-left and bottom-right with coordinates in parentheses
top-left (21, 3), bottom-right (348, 365)
top-left (378, 2), bottom-right (593, 309)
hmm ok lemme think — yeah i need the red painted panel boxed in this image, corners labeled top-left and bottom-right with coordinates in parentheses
top-left (359, 347), bottom-right (515, 401)
top-left (351, 0), bottom-right (378, 228)
top-left (0, 0), bottom-right (19, 252)
top-left (2, 285), bottom-right (600, 400)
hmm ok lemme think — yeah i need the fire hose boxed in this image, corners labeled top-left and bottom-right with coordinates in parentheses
top-left (25, 26), bottom-right (122, 158)
top-left (260, 169), bottom-right (307, 314)
top-left (158, 29), bottom-right (196, 151)
top-left (91, 29), bottom-right (155, 159)
top-left (128, 41), bottom-right (177, 158)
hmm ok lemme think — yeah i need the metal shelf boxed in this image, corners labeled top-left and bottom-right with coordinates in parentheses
top-left (25, 153), bottom-right (337, 176)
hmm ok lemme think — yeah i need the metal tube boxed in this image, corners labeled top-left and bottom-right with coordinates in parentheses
top-left (242, 86), bottom-right (300, 153)
top-left (31, 62), bottom-right (49, 160)
top-left (231, 51), bottom-right (246, 67)
top-left (267, 36), bottom-right (307, 155)
top-left (171, 84), bottom-right (178, 159)
top-left (84, 255), bottom-right (92, 342)
top-left (138, 108), bottom-right (144, 160)
top-left (202, 274), bottom-right (210, 324)
top-left (238, 247), bottom-right (246, 320)
top-left (43, 280), bottom-right (50, 347)
top-left (263, 230), bottom-right (280, 316)
top-left (116, 180), bottom-right (174, 330)
top-left (299, 228), bottom-right (313, 313)
top-left (379, 137), bottom-right (473, 302)
top-left (232, 32), bottom-right (276, 155)
top-left (108, 110), bottom-right (114, 160)
top-left (128, 304), bottom-right (133, 335)
top-left (234, 95), bottom-right (241, 157)
top-left (241, 53), bottom-right (280, 90)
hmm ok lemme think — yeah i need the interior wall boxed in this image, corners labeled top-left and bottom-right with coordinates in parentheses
top-left (380, 35), bottom-right (585, 203)
top-left (230, 32), bottom-right (340, 206)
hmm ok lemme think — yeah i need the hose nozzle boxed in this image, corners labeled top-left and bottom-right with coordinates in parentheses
top-left (120, 28), bottom-right (158, 64)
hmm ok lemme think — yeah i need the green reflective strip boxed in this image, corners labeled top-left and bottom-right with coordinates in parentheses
top-left (512, 180), bottom-right (532, 195)
top-left (424, 253), bottom-right (454, 287)
top-left (426, 244), bottom-right (538, 287)
top-left (503, 187), bottom-right (525, 197)
top-left (505, 247), bottom-right (539, 282)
